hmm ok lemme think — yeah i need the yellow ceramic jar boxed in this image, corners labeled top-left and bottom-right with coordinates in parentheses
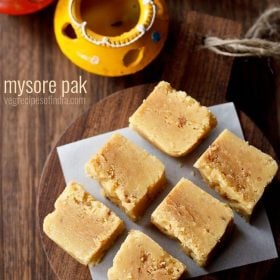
top-left (54, 0), bottom-right (169, 76)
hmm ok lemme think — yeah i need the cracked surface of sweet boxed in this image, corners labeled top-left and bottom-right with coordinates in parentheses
top-left (194, 129), bottom-right (278, 218)
top-left (129, 81), bottom-right (217, 157)
top-left (151, 178), bottom-right (233, 266)
top-left (43, 182), bottom-right (124, 266)
top-left (108, 230), bottom-right (186, 280)
top-left (85, 134), bottom-right (166, 220)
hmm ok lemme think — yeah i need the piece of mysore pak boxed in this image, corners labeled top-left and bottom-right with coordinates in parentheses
top-left (85, 134), bottom-right (166, 220)
top-left (43, 182), bottom-right (124, 266)
top-left (151, 178), bottom-right (234, 267)
top-left (129, 81), bottom-right (217, 157)
top-left (194, 129), bottom-right (278, 220)
top-left (108, 230), bottom-right (186, 280)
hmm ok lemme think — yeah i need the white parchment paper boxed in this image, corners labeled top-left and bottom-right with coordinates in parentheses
top-left (57, 103), bottom-right (277, 278)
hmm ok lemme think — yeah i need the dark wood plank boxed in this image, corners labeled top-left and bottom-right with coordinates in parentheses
top-left (0, 71), bottom-right (3, 280)
top-left (162, 11), bottom-right (242, 103)
top-left (1, 1), bottom-right (280, 280)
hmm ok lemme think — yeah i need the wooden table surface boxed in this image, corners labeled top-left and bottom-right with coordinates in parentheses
top-left (0, 1), bottom-right (279, 280)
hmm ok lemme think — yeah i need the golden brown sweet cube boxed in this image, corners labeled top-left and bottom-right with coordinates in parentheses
top-left (151, 178), bottom-right (234, 266)
top-left (108, 230), bottom-right (186, 280)
top-left (194, 129), bottom-right (278, 219)
top-left (85, 134), bottom-right (166, 220)
top-left (43, 182), bottom-right (124, 266)
top-left (129, 81), bottom-right (217, 157)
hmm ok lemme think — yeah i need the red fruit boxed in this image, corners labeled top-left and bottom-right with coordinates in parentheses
top-left (0, 0), bottom-right (54, 15)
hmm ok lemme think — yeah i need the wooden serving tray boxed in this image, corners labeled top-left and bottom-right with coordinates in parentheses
top-left (37, 11), bottom-right (278, 280)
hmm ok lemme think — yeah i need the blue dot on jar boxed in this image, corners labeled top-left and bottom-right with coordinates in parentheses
top-left (151, 31), bottom-right (161, 42)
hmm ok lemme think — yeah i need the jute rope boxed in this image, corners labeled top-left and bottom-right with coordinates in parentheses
top-left (203, 7), bottom-right (280, 59)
